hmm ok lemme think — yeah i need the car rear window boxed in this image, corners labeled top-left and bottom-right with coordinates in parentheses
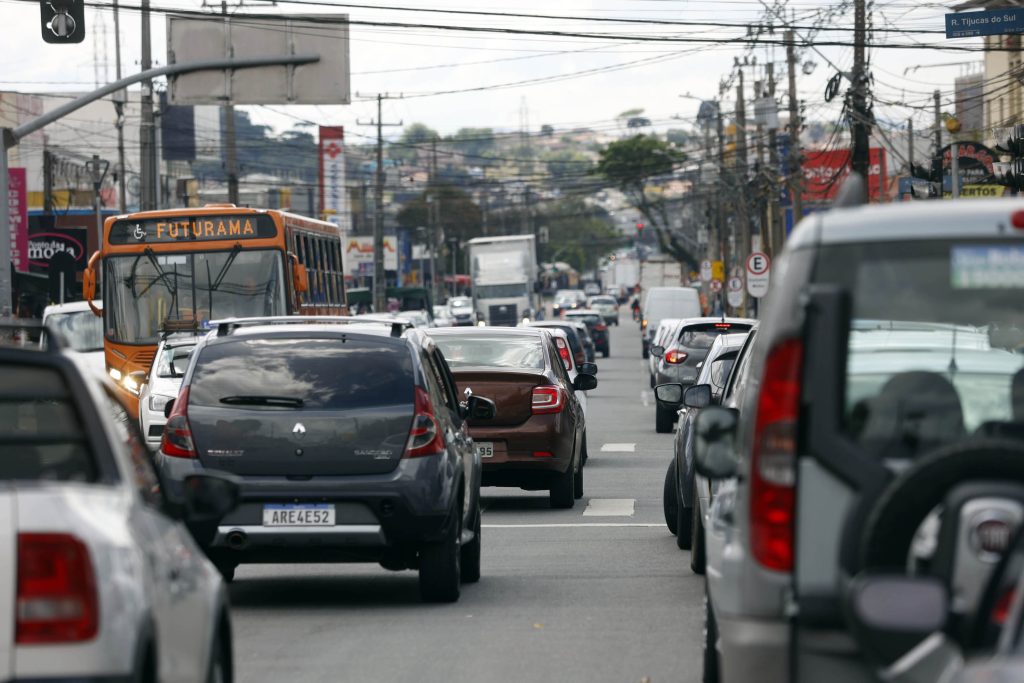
top-left (566, 313), bottom-right (602, 326)
top-left (814, 238), bottom-right (1024, 458)
top-left (189, 338), bottom-right (415, 410)
top-left (678, 323), bottom-right (753, 349)
top-left (433, 337), bottom-right (545, 369)
top-left (0, 365), bottom-right (97, 482)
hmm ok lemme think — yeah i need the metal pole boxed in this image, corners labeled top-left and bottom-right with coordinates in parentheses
top-left (951, 142), bottom-right (960, 199)
top-left (373, 94), bottom-right (386, 313)
top-left (0, 135), bottom-right (11, 317)
top-left (113, 0), bottom-right (126, 212)
top-left (908, 117), bottom-right (914, 173)
top-left (786, 31), bottom-right (803, 224)
top-left (140, 0), bottom-right (155, 210)
top-left (850, 0), bottom-right (871, 199)
top-left (222, 1), bottom-right (239, 206)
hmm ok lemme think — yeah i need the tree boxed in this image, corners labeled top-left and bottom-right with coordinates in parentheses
top-left (541, 124), bottom-right (555, 137)
top-left (666, 128), bottom-right (692, 148)
top-left (541, 149), bottom-right (592, 182)
top-left (595, 135), bottom-right (696, 270)
top-left (390, 123), bottom-right (439, 164)
top-left (397, 184), bottom-right (482, 270)
top-left (537, 198), bottom-right (623, 272)
top-left (447, 127), bottom-right (496, 163)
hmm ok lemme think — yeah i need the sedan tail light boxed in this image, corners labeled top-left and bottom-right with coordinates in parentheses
top-left (594, 323), bottom-right (608, 332)
top-left (532, 386), bottom-right (565, 415)
top-left (664, 349), bottom-right (688, 365)
top-left (160, 386), bottom-right (196, 458)
top-left (554, 337), bottom-right (573, 371)
top-left (750, 338), bottom-right (802, 572)
top-left (405, 387), bottom-right (446, 457)
top-left (16, 533), bottom-right (98, 644)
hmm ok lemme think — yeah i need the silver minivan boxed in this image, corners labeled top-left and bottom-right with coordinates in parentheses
top-left (640, 287), bottom-right (700, 358)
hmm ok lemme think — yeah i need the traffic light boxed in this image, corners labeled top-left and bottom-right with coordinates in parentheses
top-left (40, 0), bottom-right (85, 44)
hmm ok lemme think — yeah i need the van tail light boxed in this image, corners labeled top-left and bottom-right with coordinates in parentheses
top-left (532, 386), bottom-right (564, 415)
top-left (16, 533), bottom-right (98, 644)
top-left (405, 387), bottom-right (446, 458)
top-left (160, 386), bottom-right (196, 459)
top-left (664, 349), bottom-right (688, 365)
top-left (750, 338), bottom-right (803, 573)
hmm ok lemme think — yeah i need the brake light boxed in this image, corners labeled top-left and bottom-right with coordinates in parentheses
top-left (532, 386), bottom-right (564, 415)
top-left (714, 323), bottom-right (732, 329)
top-left (16, 533), bottom-right (98, 644)
top-left (750, 338), bottom-right (802, 572)
top-left (554, 337), bottom-right (573, 371)
top-left (642, 319), bottom-right (648, 329)
top-left (160, 386), bottom-right (196, 459)
top-left (1012, 211), bottom-right (1024, 229)
top-left (595, 323), bottom-right (607, 332)
top-left (405, 387), bottom-right (446, 457)
top-left (664, 349), bottom-right (688, 365)
top-left (993, 587), bottom-right (1018, 625)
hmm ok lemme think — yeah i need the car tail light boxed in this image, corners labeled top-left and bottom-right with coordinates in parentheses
top-left (405, 387), bottom-right (446, 458)
top-left (554, 338), bottom-right (573, 371)
top-left (532, 386), bottom-right (564, 415)
top-left (160, 386), bottom-right (196, 459)
top-left (1012, 211), bottom-right (1024, 230)
top-left (16, 533), bottom-right (98, 644)
top-left (750, 338), bottom-right (803, 573)
top-left (642, 319), bottom-right (648, 330)
top-left (664, 349), bottom-right (688, 365)
top-left (595, 323), bottom-right (607, 332)
top-left (532, 451), bottom-right (554, 458)
top-left (993, 587), bottom-right (1018, 625)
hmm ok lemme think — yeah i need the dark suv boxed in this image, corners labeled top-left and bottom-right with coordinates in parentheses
top-left (156, 316), bottom-right (496, 603)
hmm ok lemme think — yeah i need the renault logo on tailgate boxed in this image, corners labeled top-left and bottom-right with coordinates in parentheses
top-left (292, 423), bottom-right (306, 438)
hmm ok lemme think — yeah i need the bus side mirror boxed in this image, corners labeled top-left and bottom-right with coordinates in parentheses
top-left (289, 253), bottom-right (309, 294)
top-left (83, 251), bottom-right (101, 316)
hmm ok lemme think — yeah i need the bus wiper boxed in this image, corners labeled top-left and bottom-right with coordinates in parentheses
top-left (219, 395), bottom-right (305, 407)
top-left (211, 244), bottom-right (242, 292)
top-left (135, 248), bottom-right (178, 299)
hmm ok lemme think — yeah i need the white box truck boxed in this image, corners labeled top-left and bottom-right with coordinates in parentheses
top-left (467, 235), bottom-right (538, 326)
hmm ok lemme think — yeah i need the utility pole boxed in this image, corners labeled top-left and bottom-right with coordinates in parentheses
top-left (850, 0), bottom-right (871, 201)
top-left (785, 31), bottom-right (803, 227)
top-left (43, 148), bottom-right (54, 214)
top-left (933, 90), bottom-right (943, 159)
top-left (766, 64), bottom-right (783, 258)
top-left (908, 117), bottom-right (914, 172)
top-left (429, 136), bottom-right (440, 303)
top-left (86, 155), bottom-right (110, 251)
top-left (222, 1), bottom-right (239, 205)
top-left (735, 68), bottom-right (751, 315)
top-left (113, 0), bottom-right (126, 212)
top-left (139, 0), bottom-right (156, 210)
top-left (357, 94), bottom-right (402, 312)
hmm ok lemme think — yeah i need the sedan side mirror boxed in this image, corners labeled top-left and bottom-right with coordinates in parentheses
top-left (650, 345), bottom-right (665, 358)
top-left (694, 406), bottom-right (740, 479)
top-left (654, 383), bottom-right (684, 407)
top-left (180, 472), bottom-right (241, 546)
top-left (578, 362), bottom-right (598, 376)
top-left (573, 374), bottom-right (598, 392)
top-left (684, 384), bottom-right (712, 409)
top-left (467, 395), bottom-right (497, 421)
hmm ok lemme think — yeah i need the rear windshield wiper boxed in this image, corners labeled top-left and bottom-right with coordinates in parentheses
top-left (219, 395), bottom-right (305, 407)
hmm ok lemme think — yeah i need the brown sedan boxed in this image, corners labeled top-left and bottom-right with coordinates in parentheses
top-left (426, 327), bottom-right (596, 509)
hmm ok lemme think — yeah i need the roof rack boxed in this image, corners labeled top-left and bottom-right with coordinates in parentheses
top-left (212, 316), bottom-right (413, 338)
top-left (0, 320), bottom-right (65, 352)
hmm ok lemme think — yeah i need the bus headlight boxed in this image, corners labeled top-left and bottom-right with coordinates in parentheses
top-left (108, 367), bottom-right (123, 382)
top-left (120, 371), bottom-right (146, 396)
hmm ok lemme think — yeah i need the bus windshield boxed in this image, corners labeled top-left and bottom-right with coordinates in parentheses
top-left (103, 248), bottom-right (287, 344)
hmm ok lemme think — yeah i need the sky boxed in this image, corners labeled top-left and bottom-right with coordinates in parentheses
top-left (0, 0), bottom-right (990, 143)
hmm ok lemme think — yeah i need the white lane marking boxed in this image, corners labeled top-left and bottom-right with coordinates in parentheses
top-left (582, 498), bottom-right (636, 517)
top-left (481, 528), bottom-right (659, 532)
top-left (641, 390), bottom-right (652, 407)
top-left (601, 442), bottom-right (636, 453)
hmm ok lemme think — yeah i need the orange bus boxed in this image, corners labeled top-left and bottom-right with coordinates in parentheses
top-left (83, 204), bottom-right (347, 414)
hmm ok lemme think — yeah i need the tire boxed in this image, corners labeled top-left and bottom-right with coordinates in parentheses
top-left (460, 502), bottom-right (481, 584)
top-left (703, 588), bottom-right (720, 683)
top-left (656, 405), bottom-right (674, 433)
top-left (550, 460), bottom-right (576, 509)
top-left (642, 344), bottom-right (650, 359)
top-left (601, 349), bottom-right (609, 358)
top-left (691, 496), bottom-right (706, 574)
top-left (574, 460), bottom-right (584, 499)
top-left (419, 509), bottom-right (462, 603)
top-left (206, 617), bottom-right (233, 683)
top-left (582, 434), bottom-right (589, 466)
top-left (663, 459), bottom-right (679, 535)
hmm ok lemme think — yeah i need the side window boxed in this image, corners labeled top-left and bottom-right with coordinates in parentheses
top-left (100, 388), bottom-right (163, 508)
top-left (431, 349), bottom-right (462, 412)
top-left (421, 351), bottom-right (454, 414)
top-left (724, 335), bottom-right (756, 401)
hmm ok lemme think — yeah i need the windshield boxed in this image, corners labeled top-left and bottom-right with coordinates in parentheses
top-left (449, 298), bottom-right (472, 310)
top-left (44, 310), bottom-right (104, 352)
top-left (433, 337), bottom-right (545, 370)
top-left (155, 342), bottom-right (197, 378)
top-left (475, 283), bottom-right (528, 299)
top-left (815, 239), bottom-right (1024, 459)
top-left (104, 249), bottom-right (287, 345)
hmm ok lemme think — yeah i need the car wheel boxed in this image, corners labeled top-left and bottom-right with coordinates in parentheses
top-left (550, 460), bottom-right (576, 509)
top-left (690, 479), bottom-right (706, 573)
top-left (663, 459), bottom-right (679, 535)
top-left (703, 588), bottom-right (720, 683)
top-left (460, 501), bottom-right (481, 584)
top-left (642, 345), bottom-right (649, 359)
top-left (419, 509), bottom-right (462, 603)
top-left (655, 405), bottom-right (674, 433)
top-left (676, 490), bottom-right (693, 550)
top-left (206, 617), bottom-right (233, 683)
top-left (581, 434), bottom-right (589, 466)
top-left (573, 460), bottom-right (584, 499)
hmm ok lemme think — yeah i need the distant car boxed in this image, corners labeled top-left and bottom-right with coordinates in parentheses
top-left (433, 305), bottom-right (454, 327)
top-left (138, 335), bottom-right (199, 448)
top-left (564, 309), bottom-right (610, 358)
top-left (587, 295), bottom-right (619, 326)
top-left (1, 320), bottom-right (239, 683)
top-left (428, 327), bottom-right (596, 508)
top-left (640, 287), bottom-right (701, 358)
top-left (552, 289), bottom-right (586, 316)
top-left (650, 317), bottom-right (754, 431)
top-left (40, 300), bottom-right (105, 377)
top-left (524, 320), bottom-right (592, 367)
top-left (647, 318), bottom-right (682, 387)
top-left (606, 284), bottom-right (629, 303)
top-left (394, 309), bottom-right (432, 328)
top-left (447, 296), bottom-right (476, 326)
top-left (156, 316), bottom-right (495, 602)
top-left (583, 282), bottom-right (602, 296)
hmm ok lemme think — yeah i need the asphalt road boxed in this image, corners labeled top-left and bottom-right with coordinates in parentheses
top-left (229, 314), bottom-right (704, 683)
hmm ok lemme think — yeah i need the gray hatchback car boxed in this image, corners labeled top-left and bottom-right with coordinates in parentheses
top-left (156, 316), bottom-right (496, 603)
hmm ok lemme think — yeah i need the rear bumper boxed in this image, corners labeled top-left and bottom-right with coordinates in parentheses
top-left (469, 416), bottom-right (574, 487)
top-left (655, 365), bottom-right (698, 386)
top-left (716, 613), bottom-right (789, 683)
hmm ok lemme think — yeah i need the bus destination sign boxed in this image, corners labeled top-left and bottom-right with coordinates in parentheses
top-left (109, 214), bottom-right (277, 244)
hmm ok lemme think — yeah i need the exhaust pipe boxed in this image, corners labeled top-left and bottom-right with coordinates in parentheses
top-left (225, 530), bottom-right (248, 550)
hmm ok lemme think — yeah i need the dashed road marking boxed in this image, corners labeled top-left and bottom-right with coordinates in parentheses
top-left (641, 390), bottom-right (652, 407)
top-left (582, 498), bottom-right (636, 517)
top-left (601, 443), bottom-right (635, 453)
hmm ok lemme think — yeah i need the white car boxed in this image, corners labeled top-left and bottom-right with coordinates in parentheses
top-left (1, 326), bottom-right (239, 682)
top-left (40, 301), bottom-right (104, 378)
top-left (139, 335), bottom-right (200, 448)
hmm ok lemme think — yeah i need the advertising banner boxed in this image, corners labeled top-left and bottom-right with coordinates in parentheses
top-left (319, 126), bottom-right (347, 221)
top-left (344, 236), bottom-right (398, 272)
top-left (8, 168), bottom-right (28, 273)
top-left (802, 148), bottom-right (887, 202)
